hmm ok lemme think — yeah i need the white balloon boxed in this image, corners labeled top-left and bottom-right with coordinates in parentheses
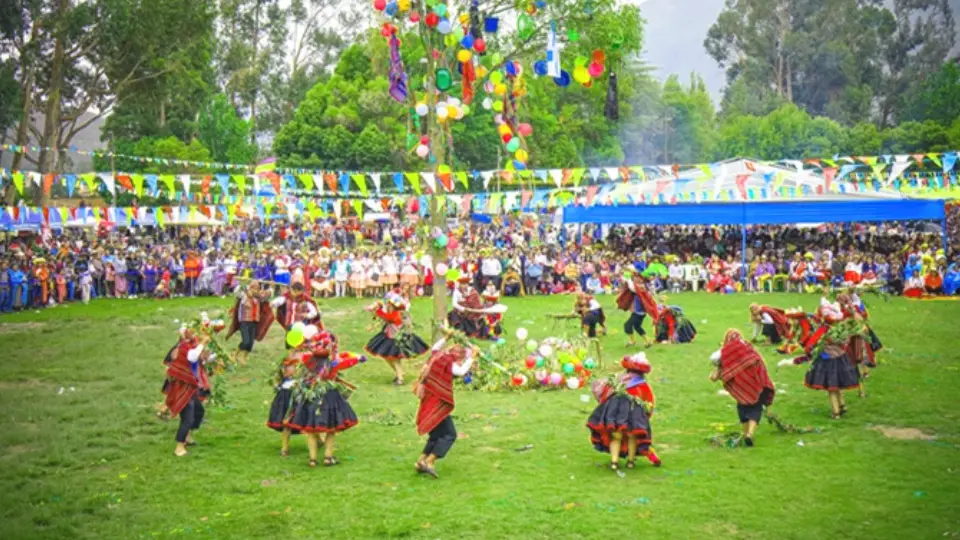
top-left (436, 106), bottom-right (449, 119)
top-left (416, 144), bottom-right (430, 158)
top-left (437, 20), bottom-right (452, 34)
top-left (435, 263), bottom-right (449, 275)
top-left (447, 97), bottom-right (461, 107)
top-left (515, 327), bottom-right (529, 341)
top-left (291, 322), bottom-right (306, 333)
top-left (454, 107), bottom-right (465, 120)
top-left (566, 377), bottom-right (580, 390)
top-left (539, 344), bottom-right (554, 358)
top-left (302, 325), bottom-right (319, 340)
top-left (481, 97), bottom-right (493, 110)
top-left (415, 103), bottom-right (429, 116)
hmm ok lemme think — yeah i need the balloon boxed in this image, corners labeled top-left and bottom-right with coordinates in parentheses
top-left (516, 327), bottom-right (529, 340)
top-left (415, 102), bottom-right (429, 116)
top-left (553, 70), bottom-right (571, 87)
top-left (436, 68), bottom-right (452, 91)
top-left (511, 375), bottom-right (524, 386)
top-left (490, 71), bottom-right (503, 84)
top-left (535, 369), bottom-right (548, 383)
top-left (497, 124), bottom-right (512, 136)
top-left (588, 62), bottom-right (605, 78)
top-left (526, 339), bottom-right (539, 352)
top-left (481, 97), bottom-right (493, 110)
top-left (303, 325), bottom-right (319, 340)
top-left (419, 135), bottom-right (430, 145)
top-left (446, 268), bottom-right (461, 281)
top-left (416, 144), bottom-right (429, 158)
top-left (436, 105), bottom-right (449, 120)
top-left (484, 16), bottom-right (499, 33)
top-left (535, 357), bottom-right (545, 368)
top-left (447, 97), bottom-right (461, 106)
top-left (501, 133), bottom-right (512, 144)
top-left (584, 358), bottom-right (597, 370)
top-left (374, 0), bottom-right (386, 11)
top-left (576, 347), bottom-right (588, 360)
top-left (566, 377), bottom-right (581, 390)
top-left (457, 49), bottom-right (472, 63)
top-left (525, 356), bottom-right (537, 369)
top-left (505, 139), bottom-right (520, 153)
top-left (492, 101), bottom-right (504, 112)
top-left (385, 2), bottom-right (398, 16)
top-left (573, 66), bottom-right (590, 84)
top-left (458, 13), bottom-right (470, 25)
top-left (494, 83), bottom-right (507, 96)
top-left (286, 330), bottom-right (304, 348)
top-left (517, 123), bottom-right (533, 137)
top-left (513, 160), bottom-right (526, 170)
top-left (461, 35), bottom-right (474, 49)
top-left (562, 363), bottom-right (575, 375)
top-left (437, 19), bottom-right (452, 34)
top-left (534, 60), bottom-right (548, 76)
top-left (435, 234), bottom-right (448, 248)
top-left (446, 105), bottom-right (457, 119)
top-left (517, 13), bottom-right (535, 39)
top-left (474, 38), bottom-right (486, 53)
top-left (592, 49), bottom-right (606, 65)
top-left (425, 12), bottom-right (439, 27)
top-left (291, 322), bottom-right (306, 334)
top-left (548, 373), bottom-right (563, 385)
top-left (574, 362), bottom-right (583, 373)
top-left (434, 4), bottom-right (447, 17)
top-left (435, 263), bottom-right (448, 276)
top-left (514, 148), bottom-right (528, 162)
top-left (567, 29), bottom-right (580, 42)
top-left (539, 344), bottom-right (553, 357)
top-left (476, 65), bottom-right (488, 78)
top-left (505, 61), bottom-right (518, 76)
top-left (409, 11), bottom-right (420, 22)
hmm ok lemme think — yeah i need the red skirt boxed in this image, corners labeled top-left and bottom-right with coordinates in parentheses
top-left (844, 271), bottom-right (861, 284)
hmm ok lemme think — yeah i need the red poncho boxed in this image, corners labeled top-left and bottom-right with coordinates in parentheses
top-left (225, 299), bottom-right (275, 342)
top-left (759, 306), bottom-right (792, 341)
top-left (416, 349), bottom-right (458, 436)
top-left (164, 339), bottom-right (210, 416)
top-left (720, 338), bottom-right (776, 406)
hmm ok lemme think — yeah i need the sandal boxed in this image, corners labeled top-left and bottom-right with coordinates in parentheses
top-left (422, 466), bottom-right (439, 479)
top-left (625, 461), bottom-right (636, 469)
top-left (609, 463), bottom-right (619, 471)
top-left (309, 459), bottom-right (318, 468)
top-left (280, 449), bottom-right (289, 457)
top-left (323, 457), bottom-right (341, 467)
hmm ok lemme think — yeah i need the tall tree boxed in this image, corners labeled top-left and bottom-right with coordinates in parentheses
top-left (900, 60), bottom-right (960, 127)
top-left (654, 73), bottom-right (717, 163)
top-left (197, 94), bottom-right (258, 165)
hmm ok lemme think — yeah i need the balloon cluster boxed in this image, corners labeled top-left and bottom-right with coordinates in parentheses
top-left (515, 332), bottom-right (595, 390)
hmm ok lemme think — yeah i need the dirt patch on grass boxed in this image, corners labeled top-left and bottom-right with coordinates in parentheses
top-left (0, 379), bottom-right (46, 389)
top-left (0, 322), bottom-right (46, 335)
top-left (2, 444), bottom-right (32, 458)
top-left (129, 325), bottom-right (162, 331)
top-left (869, 425), bottom-right (935, 441)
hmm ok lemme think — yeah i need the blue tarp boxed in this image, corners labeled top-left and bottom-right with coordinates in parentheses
top-left (562, 200), bottom-right (946, 226)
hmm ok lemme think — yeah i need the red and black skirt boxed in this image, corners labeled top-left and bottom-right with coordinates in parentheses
top-left (365, 330), bottom-right (429, 361)
top-left (448, 310), bottom-right (485, 338)
top-left (805, 353), bottom-right (861, 391)
top-left (586, 395), bottom-right (652, 456)
top-left (286, 388), bottom-right (358, 434)
top-left (266, 387), bottom-right (299, 433)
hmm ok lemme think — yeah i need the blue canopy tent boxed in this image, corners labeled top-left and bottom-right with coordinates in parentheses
top-left (563, 199), bottom-right (949, 282)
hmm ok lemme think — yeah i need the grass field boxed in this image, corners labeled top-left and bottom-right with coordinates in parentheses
top-left (1, 292), bottom-right (959, 539)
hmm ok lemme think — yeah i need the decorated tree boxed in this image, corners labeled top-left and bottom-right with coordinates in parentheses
top-left (367, 0), bottom-right (640, 336)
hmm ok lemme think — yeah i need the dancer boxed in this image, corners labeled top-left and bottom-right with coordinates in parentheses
top-left (272, 281), bottom-right (321, 332)
top-left (776, 307), bottom-right (816, 355)
top-left (587, 352), bottom-right (661, 471)
top-left (749, 303), bottom-right (792, 346)
top-left (267, 341), bottom-right (305, 456)
top-left (364, 292), bottom-right (429, 385)
top-left (709, 329), bottom-right (776, 447)
top-left (575, 291), bottom-right (607, 338)
top-left (286, 331), bottom-right (365, 467)
top-left (838, 291), bottom-right (882, 369)
top-left (617, 274), bottom-right (657, 348)
top-left (654, 295), bottom-right (696, 344)
top-left (448, 276), bottom-right (486, 338)
top-left (412, 329), bottom-right (478, 479)
top-left (226, 280), bottom-right (273, 366)
top-left (779, 310), bottom-right (861, 419)
top-left (163, 327), bottom-right (213, 457)
top-left (481, 282), bottom-right (504, 339)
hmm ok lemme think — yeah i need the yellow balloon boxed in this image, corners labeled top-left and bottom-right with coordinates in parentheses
top-left (476, 65), bottom-right (488, 78)
top-left (490, 71), bottom-right (503, 84)
top-left (457, 49), bottom-right (472, 63)
top-left (447, 105), bottom-right (458, 119)
top-left (498, 124), bottom-right (512, 136)
top-left (494, 83), bottom-right (507, 96)
top-left (492, 101), bottom-right (504, 112)
top-left (459, 13), bottom-right (470, 24)
top-left (574, 66), bottom-right (590, 84)
top-left (515, 149), bottom-right (528, 162)
top-left (398, 0), bottom-right (410, 10)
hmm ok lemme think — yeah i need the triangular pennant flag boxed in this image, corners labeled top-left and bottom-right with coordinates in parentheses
top-left (698, 164), bottom-right (712, 179)
top-left (480, 171), bottom-right (494, 189)
top-left (823, 168), bottom-right (837, 192)
top-left (837, 164), bottom-right (859, 181)
top-left (887, 157), bottom-right (911, 185)
top-left (927, 153), bottom-right (943, 169)
top-left (911, 153), bottom-right (925, 164)
top-left (352, 174), bottom-right (368, 196)
top-left (65, 174), bottom-right (77, 197)
top-left (521, 190), bottom-right (533, 207)
top-left (298, 174), bottom-right (314, 191)
top-left (549, 169), bottom-right (563, 188)
top-left (216, 174), bottom-right (230, 196)
top-left (461, 193), bottom-right (473, 214)
top-left (324, 173), bottom-right (338, 194)
top-left (57, 207), bottom-right (68, 224)
top-left (41, 174), bottom-right (54, 195)
top-left (585, 185), bottom-right (599, 206)
top-left (421, 172), bottom-right (436, 193)
top-left (570, 168), bottom-right (586, 187)
top-left (131, 174), bottom-right (145, 197)
top-left (942, 152), bottom-right (957, 174)
top-left (589, 168), bottom-right (601, 182)
top-left (351, 200), bottom-right (363, 219)
top-left (392, 172), bottom-right (404, 192)
top-left (177, 175), bottom-right (190, 196)
top-left (338, 173), bottom-right (350, 195)
top-left (116, 174), bottom-right (133, 192)
top-left (312, 174), bottom-right (324, 194)
top-left (405, 172), bottom-right (422, 194)
top-left (369, 172), bottom-right (382, 193)
top-left (870, 162), bottom-right (887, 182)
top-left (159, 175), bottom-right (176, 198)
top-left (28, 172), bottom-right (41, 187)
top-left (232, 174), bottom-right (247, 196)
top-left (437, 171), bottom-right (453, 192)
top-left (735, 174), bottom-right (750, 199)
top-left (603, 167), bottom-right (619, 181)
top-left (455, 171), bottom-right (469, 191)
top-left (100, 174), bottom-right (115, 194)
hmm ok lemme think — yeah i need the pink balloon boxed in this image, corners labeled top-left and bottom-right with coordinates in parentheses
top-left (549, 373), bottom-right (563, 385)
top-left (447, 237), bottom-right (459, 250)
top-left (588, 62), bottom-right (605, 78)
top-left (517, 123), bottom-right (533, 137)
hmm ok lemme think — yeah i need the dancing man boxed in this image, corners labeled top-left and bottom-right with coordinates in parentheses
top-left (226, 280), bottom-right (273, 366)
top-left (709, 330), bottom-right (776, 447)
top-left (163, 327), bottom-right (213, 457)
top-left (617, 274), bottom-right (658, 348)
top-left (412, 330), bottom-right (478, 479)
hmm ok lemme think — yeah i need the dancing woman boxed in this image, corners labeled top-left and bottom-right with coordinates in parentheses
top-left (654, 295), bottom-right (696, 344)
top-left (163, 328), bottom-right (213, 457)
top-left (779, 318), bottom-right (861, 419)
top-left (365, 292), bottom-right (429, 385)
top-left (575, 291), bottom-right (607, 338)
top-left (709, 330), bottom-right (776, 447)
top-left (749, 303), bottom-right (792, 346)
top-left (586, 353), bottom-right (661, 471)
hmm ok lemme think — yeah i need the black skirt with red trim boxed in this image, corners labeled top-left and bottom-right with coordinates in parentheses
top-left (266, 387), bottom-right (300, 434)
top-left (805, 353), bottom-right (861, 391)
top-left (286, 388), bottom-right (358, 434)
top-left (448, 311), bottom-right (486, 338)
top-left (365, 330), bottom-right (429, 361)
top-left (586, 395), bottom-right (652, 456)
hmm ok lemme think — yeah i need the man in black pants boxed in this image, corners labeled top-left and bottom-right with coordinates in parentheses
top-left (624, 276), bottom-right (654, 348)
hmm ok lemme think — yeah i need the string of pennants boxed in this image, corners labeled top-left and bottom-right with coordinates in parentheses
top-left (0, 152), bottom-right (957, 200)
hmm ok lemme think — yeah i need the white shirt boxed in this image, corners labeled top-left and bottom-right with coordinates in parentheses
top-left (587, 298), bottom-right (601, 311)
top-left (481, 258), bottom-right (502, 276)
top-left (760, 312), bottom-right (774, 324)
top-left (669, 264), bottom-right (684, 279)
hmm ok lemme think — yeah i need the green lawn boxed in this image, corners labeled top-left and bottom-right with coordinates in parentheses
top-left (1, 292), bottom-right (959, 539)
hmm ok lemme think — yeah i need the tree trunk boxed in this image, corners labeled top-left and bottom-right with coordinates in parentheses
top-left (250, 0), bottom-right (261, 146)
top-left (159, 98), bottom-right (166, 129)
top-left (35, 0), bottom-right (69, 206)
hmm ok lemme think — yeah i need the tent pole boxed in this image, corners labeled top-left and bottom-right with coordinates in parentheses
top-left (741, 224), bottom-right (747, 285)
top-left (942, 216), bottom-right (949, 255)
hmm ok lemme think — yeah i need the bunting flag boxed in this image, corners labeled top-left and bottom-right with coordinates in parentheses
top-left (437, 170), bottom-right (453, 192)
top-left (132, 174), bottom-right (145, 197)
top-left (116, 174), bottom-right (133, 193)
top-left (735, 175), bottom-right (750, 200)
top-left (78, 173), bottom-right (95, 194)
top-left (943, 152), bottom-right (958, 174)
top-left (888, 156), bottom-right (912, 185)
top-left (480, 170), bottom-right (494, 189)
top-left (178, 175), bottom-right (191, 197)
top-left (461, 193), bottom-right (473, 214)
top-left (324, 173), bottom-right (338, 194)
top-left (521, 190), bottom-right (533, 207)
top-left (823, 168), bottom-right (837, 192)
top-left (370, 172), bottom-right (382, 193)
top-left (421, 172), bottom-right (436, 193)
top-left (352, 174), bottom-right (368, 196)
top-left (570, 168), bottom-right (586, 187)
top-left (549, 169), bottom-right (563, 188)
top-left (65, 174), bottom-right (76, 197)
top-left (298, 174), bottom-right (314, 191)
top-left (585, 185), bottom-right (599, 206)
top-left (338, 173), bottom-right (350, 195)
top-left (392, 172), bottom-right (404, 192)
top-left (455, 171), bottom-right (469, 191)
top-left (232, 174), bottom-right (247, 196)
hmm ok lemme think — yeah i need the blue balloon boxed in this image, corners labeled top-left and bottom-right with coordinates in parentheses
top-left (536, 0), bottom-right (547, 7)
top-left (464, 373), bottom-right (473, 384)
top-left (505, 61), bottom-right (518, 76)
top-left (534, 60), bottom-right (548, 76)
top-left (553, 70), bottom-right (571, 87)
top-left (385, 1), bottom-right (398, 16)
top-left (513, 160), bottom-right (527, 170)
top-left (461, 35), bottom-right (474, 49)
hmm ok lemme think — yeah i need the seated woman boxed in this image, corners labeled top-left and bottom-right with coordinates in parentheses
top-left (752, 256), bottom-right (775, 292)
top-left (705, 255), bottom-right (731, 293)
top-left (788, 253), bottom-right (806, 293)
top-left (844, 255), bottom-right (863, 286)
top-left (501, 268), bottom-right (524, 297)
top-left (943, 262), bottom-right (960, 296)
top-left (924, 266), bottom-right (943, 295)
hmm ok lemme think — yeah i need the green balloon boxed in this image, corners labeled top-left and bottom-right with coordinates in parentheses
top-left (526, 340), bottom-right (539, 352)
top-left (286, 330), bottom-right (304, 348)
top-left (562, 362), bottom-right (575, 375)
top-left (518, 14), bottom-right (535, 39)
top-left (584, 358), bottom-right (597, 370)
top-left (535, 357), bottom-right (545, 368)
top-left (506, 139), bottom-right (520, 153)
top-left (434, 4), bottom-right (447, 16)
top-left (446, 268), bottom-right (461, 281)
top-left (436, 68), bottom-right (453, 91)
top-left (567, 29), bottom-right (580, 42)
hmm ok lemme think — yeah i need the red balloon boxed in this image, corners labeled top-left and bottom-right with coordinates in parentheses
top-left (512, 375), bottom-right (524, 386)
top-left (502, 133), bottom-right (513, 144)
top-left (574, 362), bottom-right (583, 373)
top-left (420, 135), bottom-right (430, 145)
top-left (517, 123), bottom-right (533, 137)
top-left (373, 0), bottom-right (386, 11)
top-left (474, 38), bottom-right (486, 53)
top-left (525, 357), bottom-right (536, 369)
top-left (409, 12), bottom-right (420, 23)
top-left (425, 12), bottom-right (439, 27)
